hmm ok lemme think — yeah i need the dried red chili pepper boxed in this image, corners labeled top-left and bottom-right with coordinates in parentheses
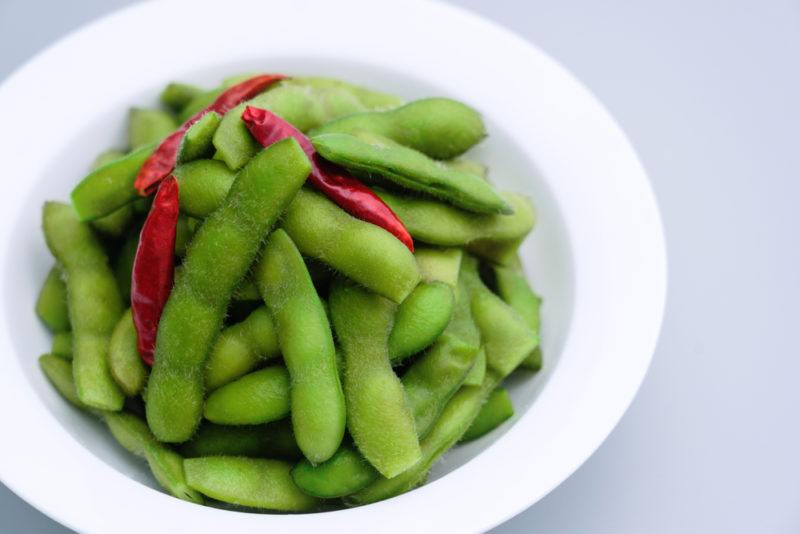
top-left (241, 105), bottom-right (414, 251)
top-left (131, 175), bottom-right (180, 366)
top-left (134, 74), bottom-right (286, 195)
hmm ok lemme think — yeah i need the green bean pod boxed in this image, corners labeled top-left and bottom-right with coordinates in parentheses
top-left (213, 78), bottom-right (402, 170)
top-left (177, 112), bottom-right (221, 164)
top-left (494, 263), bottom-right (543, 371)
top-left (461, 387), bottom-right (514, 441)
top-left (204, 366), bottom-right (290, 425)
top-left (329, 279), bottom-right (421, 478)
top-left (173, 159), bottom-right (236, 218)
top-left (71, 143), bottom-right (154, 221)
top-left (311, 97), bottom-right (485, 160)
top-left (414, 247), bottom-right (463, 287)
top-left (255, 229), bottom-right (345, 464)
top-left (128, 108), bottom-right (178, 149)
top-left (282, 189), bottom-right (420, 303)
top-left (146, 138), bottom-right (311, 442)
top-left (35, 267), bottom-right (70, 332)
top-left (51, 332), bottom-right (72, 359)
top-left (204, 306), bottom-right (280, 390)
top-left (43, 202), bottom-right (125, 411)
top-left (181, 420), bottom-right (301, 460)
top-left (108, 309), bottom-right (148, 397)
top-left (388, 281), bottom-right (454, 363)
top-left (312, 132), bottom-right (510, 214)
top-left (377, 189), bottom-right (535, 247)
top-left (348, 372), bottom-right (500, 505)
top-left (292, 445), bottom-right (379, 498)
top-left (184, 457), bottom-right (318, 511)
top-left (160, 82), bottom-right (203, 112)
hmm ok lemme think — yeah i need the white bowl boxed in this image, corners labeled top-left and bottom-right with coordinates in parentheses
top-left (0, 0), bottom-right (666, 532)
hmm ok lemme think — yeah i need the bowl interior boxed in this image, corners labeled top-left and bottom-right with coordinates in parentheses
top-left (4, 57), bottom-right (574, 499)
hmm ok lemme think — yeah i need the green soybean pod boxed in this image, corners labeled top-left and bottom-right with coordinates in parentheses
top-left (173, 215), bottom-right (195, 258)
top-left (88, 150), bottom-right (136, 238)
top-left (71, 143), bottom-right (154, 221)
top-left (292, 445), bottom-right (379, 498)
top-left (329, 279), bottom-right (421, 478)
top-left (181, 420), bottom-right (301, 459)
top-left (104, 411), bottom-right (203, 504)
top-left (255, 229), bottom-right (345, 464)
top-left (177, 112), bottom-right (221, 164)
top-left (35, 267), bottom-right (70, 332)
top-left (39, 354), bottom-right (86, 409)
top-left (160, 82), bottom-right (203, 112)
top-left (462, 256), bottom-right (538, 378)
top-left (51, 332), bottom-right (72, 359)
top-left (348, 372), bottom-right (501, 505)
top-left (414, 247), bottom-right (463, 287)
top-left (297, 77), bottom-right (402, 109)
top-left (444, 158), bottom-right (488, 180)
top-left (388, 281), bottom-right (455, 363)
top-left (43, 202), bottom-right (125, 411)
top-left (108, 309), bottom-right (148, 397)
top-left (310, 97), bottom-right (486, 160)
top-left (173, 159), bottom-right (236, 218)
top-left (312, 132), bottom-right (510, 215)
top-left (377, 188), bottom-right (535, 247)
top-left (92, 149), bottom-right (126, 168)
top-left (204, 366), bottom-right (290, 425)
top-left (184, 457), bottom-right (318, 511)
top-left (204, 306), bottom-right (281, 390)
top-left (494, 263), bottom-right (543, 371)
top-left (232, 277), bottom-right (261, 302)
top-left (462, 347), bottom-right (486, 386)
top-left (128, 108), bottom-right (178, 149)
top-left (146, 138), bottom-right (310, 442)
top-left (282, 189), bottom-right (420, 303)
top-left (461, 387), bottom-right (514, 441)
top-left (213, 78), bottom-right (401, 170)
top-left (114, 230), bottom-right (139, 302)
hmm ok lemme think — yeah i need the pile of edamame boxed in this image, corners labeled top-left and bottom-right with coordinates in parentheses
top-left (35, 73), bottom-right (543, 511)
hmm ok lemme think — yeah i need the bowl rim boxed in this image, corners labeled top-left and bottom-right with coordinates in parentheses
top-left (0, 0), bottom-right (666, 532)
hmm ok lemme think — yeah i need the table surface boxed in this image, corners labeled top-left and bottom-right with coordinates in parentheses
top-left (2, 1), bottom-right (799, 532)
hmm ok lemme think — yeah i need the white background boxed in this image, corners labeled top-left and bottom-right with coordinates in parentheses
top-left (1, 1), bottom-right (798, 532)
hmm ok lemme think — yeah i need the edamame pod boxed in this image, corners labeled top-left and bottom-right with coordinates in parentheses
top-left (35, 267), bottom-right (70, 332)
top-left (444, 158), bottom-right (488, 179)
top-left (329, 279), bottom-right (421, 478)
top-left (128, 108), bottom-right (178, 149)
top-left (160, 82), bottom-right (203, 112)
top-left (213, 78), bottom-right (402, 170)
top-left (292, 445), bottom-right (378, 498)
top-left (388, 281), bottom-right (454, 363)
top-left (181, 420), bottom-right (301, 459)
top-left (255, 229), bottom-right (345, 463)
top-left (173, 215), bottom-right (194, 258)
top-left (204, 306), bottom-right (280, 390)
top-left (462, 256), bottom-right (538, 378)
top-left (39, 354), bottom-right (86, 409)
top-left (114, 230), bottom-right (139, 302)
top-left (146, 138), bottom-right (311, 442)
top-left (348, 372), bottom-right (500, 505)
top-left (184, 457), bottom-right (318, 511)
top-left (104, 411), bottom-right (203, 503)
top-left (71, 143), bottom-right (154, 221)
top-left (282, 189), bottom-right (420, 303)
top-left (204, 366), bottom-right (290, 425)
top-left (311, 97), bottom-right (485, 160)
top-left (494, 263), bottom-right (543, 371)
top-left (312, 132), bottom-right (510, 214)
top-left (414, 247), bottom-right (463, 287)
top-left (92, 149), bottom-right (126, 168)
top-left (51, 332), bottom-right (72, 359)
top-left (461, 387), bottom-right (514, 441)
top-left (88, 150), bottom-right (136, 237)
top-left (108, 309), bottom-right (148, 397)
top-left (173, 159), bottom-right (236, 218)
top-left (232, 277), bottom-right (261, 302)
top-left (462, 347), bottom-right (486, 386)
top-left (177, 112), bottom-right (221, 163)
top-left (377, 189), bottom-right (535, 247)
top-left (43, 202), bottom-right (125, 411)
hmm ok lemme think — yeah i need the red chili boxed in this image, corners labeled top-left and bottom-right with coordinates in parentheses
top-left (134, 74), bottom-right (286, 196)
top-left (241, 106), bottom-right (414, 251)
top-left (131, 176), bottom-right (180, 366)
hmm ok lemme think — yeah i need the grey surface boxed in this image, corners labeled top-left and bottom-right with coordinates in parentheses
top-left (2, 0), bottom-right (799, 533)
